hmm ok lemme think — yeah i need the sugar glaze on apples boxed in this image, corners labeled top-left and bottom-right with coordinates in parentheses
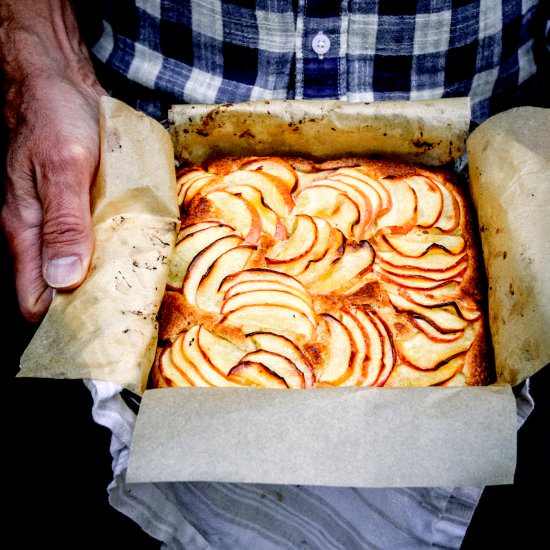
top-left (152, 156), bottom-right (493, 390)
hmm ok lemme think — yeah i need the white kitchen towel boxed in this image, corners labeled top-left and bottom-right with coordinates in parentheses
top-left (85, 380), bottom-right (533, 550)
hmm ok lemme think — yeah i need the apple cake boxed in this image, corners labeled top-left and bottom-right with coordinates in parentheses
top-left (151, 156), bottom-right (493, 389)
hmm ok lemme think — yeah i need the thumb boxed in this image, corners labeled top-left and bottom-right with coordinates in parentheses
top-left (42, 221), bottom-right (94, 291)
top-left (40, 151), bottom-right (95, 290)
top-left (43, 253), bottom-right (90, 290)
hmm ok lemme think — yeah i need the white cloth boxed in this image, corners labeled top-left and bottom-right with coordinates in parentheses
top-left (85, 380), bottom-right (533, 550)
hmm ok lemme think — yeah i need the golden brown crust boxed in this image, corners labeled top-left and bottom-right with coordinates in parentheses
top-left (438, 168), bottom-right (493, 385)
top-left (463, 318), bottom-right (494, 386)
top-left (157, 291), bottom-right (196, 341)
top-left (155, 155), bottom-right (494, 389)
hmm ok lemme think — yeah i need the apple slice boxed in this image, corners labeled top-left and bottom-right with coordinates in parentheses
top-left (223, 184), bottom-right (287, 239)
top-left (177, 221), bottom-right (233, 243)
top-left (227, 361), bottom-right (288, 388)
top-left (388, 292), bottom-right (468, 333)
top-left (382, 231), bottom-right (466, 258)
top-left (399, 283), bottom-right (482, 321)
top-left (446, 298), bottom-right (483, 322)
top-left (220, 303), bottom-right (316, 340)
top-left (339, 167), bottom-right (392, 215)
top-left (169, 331), bottom-right (212, 386)
top-left (315, 314), bottom-right (355, 386)
top-left (402, 175), bottom-right (443, 228)
top-left (308, 239), bottom-right (375, 294)
top-left (156, 345), bottom-right (193, 387)
top-left (427, 175), bottom-right (461, 233)
top-left (182, 325), bottom-right (240, 386)
top-left (239, 157), bottom-right (298, 191)
top-left (205, 190), bottom-right (263, 244)
top-left (398, 324), bottom-right (476, 370)
top-left (375, 177), bottom-right (418, 233)
top-left (219, 268), bottom-right (308, 297)
top-left (294, 227), bottom-right (346, 287)
top-left (293, 185), bottom-right (360, 238)
top-left (305, 176), bottom-right (373, 238)
top-left (353, 308), bottom-right (395, 386)
top-left (176, 168), bottom-right (204, 205)
top-left (247, 331), bottom-right (316, 387)
top-left (265, 214), bottom-right (317, 263)
top-left (219, 169), bottom-right (294, 215)
top-left (220, 289), bottom-right (316, 326)
top-left (268, 215), bottom-right (332, 277)
top-left (385, 353), bottom-right (465, 387)
top-left (196, 326), bottom-right (250, 372)
top-left (337, 310), bottom-right (370, 385)
top-left (328, 171), bottom-right (386, 234)
top-left (400, 288), bottom-right (483, 322)
top-left (368, 310), bottom-right (397, 386)
top-left (237, 350), bottom-right (305, 388)
top-left (349, 308), bottom-right (383, 386)
top-left (379, 271), bottom-right (464, 290)
top-left (167, 223), bottom-right (238, 290)
top-left (182, 235), bottom-right (244, 305)
top-left (177, 170), bottom-right (221, 207)
top-left (410, 317), bottom-right (464, 343)
top-left (399, 283), bottom-right (460, 304)
top-left (195, 244), bottom-right (256, 312)
top-left (223, 279), bottom-right (311, 304)
top-left (376, 248), bottom-right (467, 271)
top-left (377, 257), bottom-right (469, 282)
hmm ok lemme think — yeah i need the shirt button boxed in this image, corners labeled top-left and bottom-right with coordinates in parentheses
top-left (311, 31), bottom-right (330, 58)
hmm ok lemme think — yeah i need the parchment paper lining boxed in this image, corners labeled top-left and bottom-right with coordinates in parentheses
top-left (127, 385), bottom-right (516, 488)
top-left (128, 99), bottom-right (546, 487)
top-left (17, 97), bottom-right (549, 487)
top-left (18, 97), bottom-right (180, 395)
top-left (169, 98), bottom-right (470, 166)
top-left (467, 106), bottom-right (550, 385)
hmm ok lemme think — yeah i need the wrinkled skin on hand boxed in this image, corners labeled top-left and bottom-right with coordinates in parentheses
top-left (1, 72), bottom-right (106, 322)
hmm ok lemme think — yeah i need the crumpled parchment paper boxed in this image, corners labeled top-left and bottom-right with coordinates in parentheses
top-left (18, 97), bottom-right (180, 395)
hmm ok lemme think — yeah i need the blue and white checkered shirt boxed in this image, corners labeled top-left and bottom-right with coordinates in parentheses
top-left (81, 3), bottom-right (546, 548)
top-left (88, 0), bottom-right (547, 123)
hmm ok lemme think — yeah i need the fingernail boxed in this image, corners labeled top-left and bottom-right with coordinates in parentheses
top-left (44, 256), bottom-right (83, 288)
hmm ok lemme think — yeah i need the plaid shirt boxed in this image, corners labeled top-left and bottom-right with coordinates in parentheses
top-left (88, 1), bottom-right (546, 122)
top-left (81, 4), bottom-right (546, 549)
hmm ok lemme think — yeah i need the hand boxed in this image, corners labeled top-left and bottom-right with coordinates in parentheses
top-left (0, 0), bottom-right (108, 323)
top-left (1, 72), bottom-right (106, 322)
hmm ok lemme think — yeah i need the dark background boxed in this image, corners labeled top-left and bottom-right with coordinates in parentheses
top-left (0, 115), bottom-right (160, 547)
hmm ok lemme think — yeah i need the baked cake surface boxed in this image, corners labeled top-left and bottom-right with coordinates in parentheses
top-left (151, 156), bottom-right (493, 389)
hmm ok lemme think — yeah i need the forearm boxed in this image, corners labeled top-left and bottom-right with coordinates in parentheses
top-left (0, 0), bottom-right (101, 126)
